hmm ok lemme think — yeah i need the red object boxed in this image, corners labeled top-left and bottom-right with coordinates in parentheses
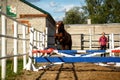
top-left (32, 50), bottom-right (38, 53)
top-left (112, 50), bottom-right (120, 53)
top-left (47, 48), bottom-right (54, 53)
top-left (32, 48), bottom-right (54, 54)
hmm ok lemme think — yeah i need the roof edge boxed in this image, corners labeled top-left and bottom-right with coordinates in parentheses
top-left (20, 0), bottom-right (55, 23)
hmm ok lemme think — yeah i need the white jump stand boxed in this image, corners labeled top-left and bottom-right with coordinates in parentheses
top-left (24, 57), bottom-right (38, 71)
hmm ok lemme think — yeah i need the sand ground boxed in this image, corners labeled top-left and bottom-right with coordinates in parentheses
top-left (15, 63), bottom-right (120, 80)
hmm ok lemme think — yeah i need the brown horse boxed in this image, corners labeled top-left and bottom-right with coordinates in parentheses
top-left (54, 21), bottom-right (72, 50)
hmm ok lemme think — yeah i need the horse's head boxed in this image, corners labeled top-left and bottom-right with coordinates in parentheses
top-left (56, 21), bottom-right (65, 34)
top-left (55, 21), bottom-right (65, 47)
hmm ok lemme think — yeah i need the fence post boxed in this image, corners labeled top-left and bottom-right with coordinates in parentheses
top-left (24, 27), bottom-right (38, 71)
top-left (33, 30), bottom-right (37, 63)
top-left (39, 32), bottom-right (43, 50)
top-left (107, 35), bottom-right (109, 49)
top-left (13, 21), bottom-right (18, 73)
top-left (22, 25), bottom-right (26, 69)
top-left (111, 33), bottom-right (114, 49)
top-left (111, 33), bottom-right (115, 56)
top-left (37, 32), bottom-right (40, 57)
top-left (1, 15), bottom-right (7, 80)
top-left (45, 27), bottom-right (48, 48)
top-left (109, 33), bottom-right (115, 56)
top-left (34, 30), bottom-right (37, 48)
top-left (42, 33), bottom-right (45, 49)
top-left (27, 27), bottom-right (34, 70)
top-left (109, 34), bottom-right (112, 56)
top-left (89, 29), bottom-right (92, 50)
top-left (37, 32), bottom-right (40, 49)
top-left (81, 34), bottom-right (84, 50)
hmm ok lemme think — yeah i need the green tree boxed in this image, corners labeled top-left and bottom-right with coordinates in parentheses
top-left (84, 0), bottom-right (120, 24)
top-left (63, 7), bottom-right (86, 24)
top-left (103, 0), bottom-right (120, 23)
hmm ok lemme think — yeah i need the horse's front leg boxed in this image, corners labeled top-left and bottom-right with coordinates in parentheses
top-left (61, 45), bottom-right (65, 50)
top-left (54, 34), bottom-right (60, 49)
top-left (65, 45), bottom-right (69, 50)
top-left (54, 36), bottom-right (58, 47)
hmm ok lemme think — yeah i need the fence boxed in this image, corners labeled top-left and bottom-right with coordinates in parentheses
top-left (0, 11), bottom-right (45, 80)
top-left (71, 33), bottom-right (120, 50)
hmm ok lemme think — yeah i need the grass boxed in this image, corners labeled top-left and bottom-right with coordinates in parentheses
top-left (0, 58), bottom-right (24, 80)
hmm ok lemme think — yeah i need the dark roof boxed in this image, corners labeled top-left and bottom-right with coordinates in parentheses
top-left (20, 0), bottom-right (55, 22)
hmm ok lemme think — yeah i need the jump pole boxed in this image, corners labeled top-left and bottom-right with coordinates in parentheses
top-left (32, 48), bottom-right (120, 70)
top-left (33, 49), bottom-right (120, 69)
top-left (34, 57), bottom-right (120, 63)
top-left (32, 49), bottom-right (109, 57)
top-left (53, 50), bottom-right (106, 57)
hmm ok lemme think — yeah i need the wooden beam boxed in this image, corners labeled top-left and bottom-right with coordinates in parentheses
top-left (20, 14), bottom-right (48, 18)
